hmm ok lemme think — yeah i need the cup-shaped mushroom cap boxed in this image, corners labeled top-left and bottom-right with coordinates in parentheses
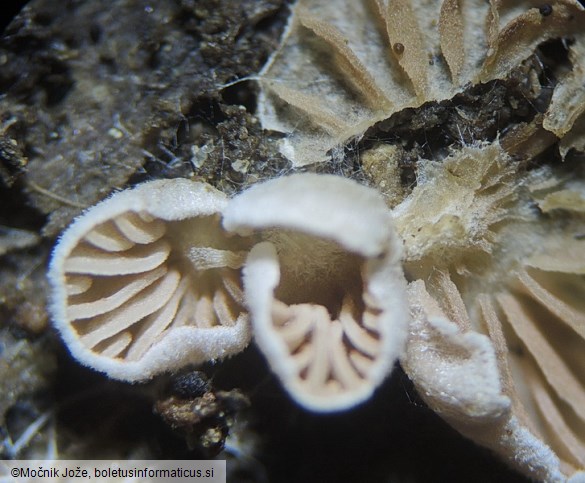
top-left (49, 179), bottom-right (251, 381)
top-left (223, 174), bottom-right (409, 411)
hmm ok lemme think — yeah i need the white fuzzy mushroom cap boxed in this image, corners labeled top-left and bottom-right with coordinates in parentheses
top-left (223, 173), bottom-right (409, 411)
top-left (223, 173), bottom-right (393, 257)
top-left (49, 179), bottom-right (251, 381)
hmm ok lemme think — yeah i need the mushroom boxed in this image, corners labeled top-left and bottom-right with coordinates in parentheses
top-left (403, 229), bottom-right (585, 479)
top-left (49, 179), bottom-right (251, 381)
top-left (223, 173), bottom-right (408, 411)
top-left (493, 232), bottom-right (585, 474)
top-left (258, 0), bottom-right (585, 166)
top-left (394, 136), bottom-right (585, 479)
top-left (404, 275), bottom-right (570, 482)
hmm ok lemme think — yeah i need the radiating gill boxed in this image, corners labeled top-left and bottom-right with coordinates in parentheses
top-left (78, 270), bottom-right (180, 348)
top-left (113, 211), bottom-right (166, 244)
top-left (64, 240), bottom-right (170, 275)
top-left (67, 265), bottom-right (168, 319)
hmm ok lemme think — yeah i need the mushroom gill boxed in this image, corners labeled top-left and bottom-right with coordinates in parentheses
top-left (543, 27), bottom-right (585, 159)
top-left (49, 179), bottom-right (251, 381)
top-left (223, 174), bottom-right (409, 411)
top-left (488, 211), bottom-right (585, 474)
top-left (401, 168), bottom-right (585, 479)
top-left (258, 0), bottom-right (585, 165)
top-left (393, 142), bottom-right (518, 278)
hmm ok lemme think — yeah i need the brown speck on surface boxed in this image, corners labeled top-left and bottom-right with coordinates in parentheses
top-left (393, 42), bottom-right (405, 55)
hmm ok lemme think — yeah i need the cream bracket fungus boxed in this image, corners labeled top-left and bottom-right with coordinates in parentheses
top-left (49, 179), bottom-right (251, 381)
top-left (222, 173), bottom-right (409, 411)
top-left (258, 0), bottom-right (585, 166)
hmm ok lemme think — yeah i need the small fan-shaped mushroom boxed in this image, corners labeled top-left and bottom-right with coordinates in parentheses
top-left (403, 220), bottom-right (585, 480)
top-left (223, 174), bottom-right (409, 411)
top-left (403, 276), bottom-right (570, 482)
top-left (49, 179), bottom-right (251, 381)
top-left (258, 0), bottom-right (585, 165)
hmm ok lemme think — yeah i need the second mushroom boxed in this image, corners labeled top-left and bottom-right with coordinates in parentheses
top-left (223, 173), bottom-right (409, 411)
